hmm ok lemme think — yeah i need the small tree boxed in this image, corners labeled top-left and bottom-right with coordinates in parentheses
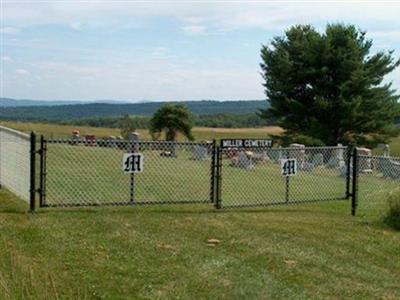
top-left (119, 114), bottom-right (136, 139)
top-left (260, 23), bottom-right (400, 146)
top-left (149, 104), bottom-right (194, 141)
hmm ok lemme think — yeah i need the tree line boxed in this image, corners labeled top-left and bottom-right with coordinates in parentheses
top-left (0, 100), bottom-right (266, 122)
top-left (57, 112), bottom-right (270, 129)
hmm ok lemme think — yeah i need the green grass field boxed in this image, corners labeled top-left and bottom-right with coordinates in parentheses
top-left (1, 120), bottom-right (399, 155)
top-left (1, 121), bottom-right (400, 299)
top-left (1, 186), bottom-right (400, 299)
top-left (43, 142), bottom-right (354, 208)
top-left (0, 121), bottom-right (283, 142)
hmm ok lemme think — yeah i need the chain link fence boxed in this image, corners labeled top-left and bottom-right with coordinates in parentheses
top-left (1, 124), bottom-right (399, 215)
top-left (356, 153), bottom-right (400, 216)
top-left (0, 126), bottom-right (31, 202)
top-left (218, 146), bottom-right (350, 208)
top-left (43, 139), bottom-right (214, 207)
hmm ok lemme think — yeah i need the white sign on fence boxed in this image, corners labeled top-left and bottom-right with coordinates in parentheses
top-left (281, 159), bottom-right (297, 176)
top-left (122, 153), bottom-right (144, 173)
top-left (220, 139), bottom-right (273, 148)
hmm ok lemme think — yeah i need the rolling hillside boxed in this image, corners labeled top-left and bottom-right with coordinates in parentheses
top-left (0, 98), bottom-right (128, 107)
top-left (0, 99), bottom-right (267, 122)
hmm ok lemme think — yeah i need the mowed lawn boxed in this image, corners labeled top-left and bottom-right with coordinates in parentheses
top-left (1, 121), bottom-right (400, 299)
top-left (1, 187), bottom-right (400, 299)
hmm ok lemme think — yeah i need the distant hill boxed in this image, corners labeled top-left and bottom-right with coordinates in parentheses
top-left (0, 99), bottom-right (267, 122)
top-left (0, 98), bottom-right (129, 107)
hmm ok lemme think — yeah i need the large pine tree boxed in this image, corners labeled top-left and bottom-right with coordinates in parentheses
top-left (260, 24), bottom-right (400, 146)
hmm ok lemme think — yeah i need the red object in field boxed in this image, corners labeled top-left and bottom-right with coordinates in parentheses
top-left (84, 135), bottom-right (96, 146)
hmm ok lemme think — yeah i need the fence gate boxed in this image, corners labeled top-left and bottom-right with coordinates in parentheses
top-left (40, 139), bottom-right (215, 208)
top-left (215, 144), bottom-right (351, 209)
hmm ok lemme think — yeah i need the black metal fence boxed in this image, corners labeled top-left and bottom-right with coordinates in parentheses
top-left (355, 153), bottom-right (400, 216)
top-left (216, 145), bottom-right (351, 209)
top-left (3, 129), bottom-right (398, 215)
top-left (42, 139), bottom-right (213, 207)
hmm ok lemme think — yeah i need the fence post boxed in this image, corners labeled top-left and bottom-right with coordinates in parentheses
top-left (130, 140), bottom-right (137, 204)
top-left (285, 150), bottom-right (290, 203)
top-left (30, 132), bottom-right (36, 212)
top-left (345, 146), bottom-right (352, 199)
top-left (39, 135), bottom-right (46, 207)
top-left (215, 146), bottom-right (222, 209)
top-left (210, 139), bottom-right (216, 203)
top-left (351, 147), bottom-right (358, 216)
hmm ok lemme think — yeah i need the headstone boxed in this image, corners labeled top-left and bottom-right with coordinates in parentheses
top-left (129, 132), bottom-right (140, 152)
top-left (311, 153), bottom-right (324, 167)
top-left (289, 143), bottom-right (306, 167)
top-left (254, 151), bottom-right (271, 164)
top-left (108, 136), bottom-right (118, 148)
top-left (378, 143), bottom-right (390, 157)
top-left (380, 157), bottom-right (400, 179)
top-left (327, 144), bottom-right (345, 168)
top-left (357, 147), bottom-right (372, 173)
top-left (300, 162), bottom-right (315, 172)
top-left (192, 145), bottom-right (208, 161)
top-left (237, 152), bottom-right (254, 170)
top-left (160, 151), bottom-right (176, 158)
top-left (129, 132), bottom-right (140, 141)
top-left (383, 145), bottom-right (390, 157)
top-left (340, 164), bottom-right (351, 177)
top-left (71, 129), bottom-right (80, 145)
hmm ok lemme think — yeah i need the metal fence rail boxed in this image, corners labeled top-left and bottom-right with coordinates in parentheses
top-left (217, 145), bottom-right (350, 208)
top-left (0, 126), bottom-right (31, 202)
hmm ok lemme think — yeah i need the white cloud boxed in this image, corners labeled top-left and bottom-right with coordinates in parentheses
top-left (0, 27), bottom-right (20, 34)
top-left (2, 1), bottom-right (400, 33)
top-left (2, 1), bottom-right (400, 100)
top-left (70, 22), bottom-right (84, 31)
top-left (369, 30), bottom-right (400, 41)
top-left (3, 57), bottom-right (263, 101)
top-left (386, 66), bottom-right (400, 90)
top-left (15, 68), bottom-right (30, 75)
top-left (32, 61), bottom-right (103, 76)
top-left (181, 25), bottom-right (206, 36)
top-left (1, 56), bottom-right (14, 62)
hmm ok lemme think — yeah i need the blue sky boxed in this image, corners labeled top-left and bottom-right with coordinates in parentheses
top-left (1, 0), bottom-right (400, 102)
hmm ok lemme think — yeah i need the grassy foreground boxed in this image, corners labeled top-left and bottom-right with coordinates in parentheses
top-left (1, 189), bottom-right (400, 299)
top-left (1, 121), bottom-right (400, 298)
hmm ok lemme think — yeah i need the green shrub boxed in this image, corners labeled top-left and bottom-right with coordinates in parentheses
top-left (385, 189), bottom-right (400, 230)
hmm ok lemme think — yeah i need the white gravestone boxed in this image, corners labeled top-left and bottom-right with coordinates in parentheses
top-left (192, 145), bottom-right (208, 161)
top-left (327, 144), bottom-right (345, 168)
top-left (357, 147), bottom-right (372, 173)
top-left (378, 144), bottom-right (390, 157)
top-left (289, 143), bottom-right (306, 168)
top-left (237, 152), bottom-right (254, 170)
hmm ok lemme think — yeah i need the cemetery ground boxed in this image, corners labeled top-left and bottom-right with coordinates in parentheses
top-left (1, 121), bottom-right (400, 298)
